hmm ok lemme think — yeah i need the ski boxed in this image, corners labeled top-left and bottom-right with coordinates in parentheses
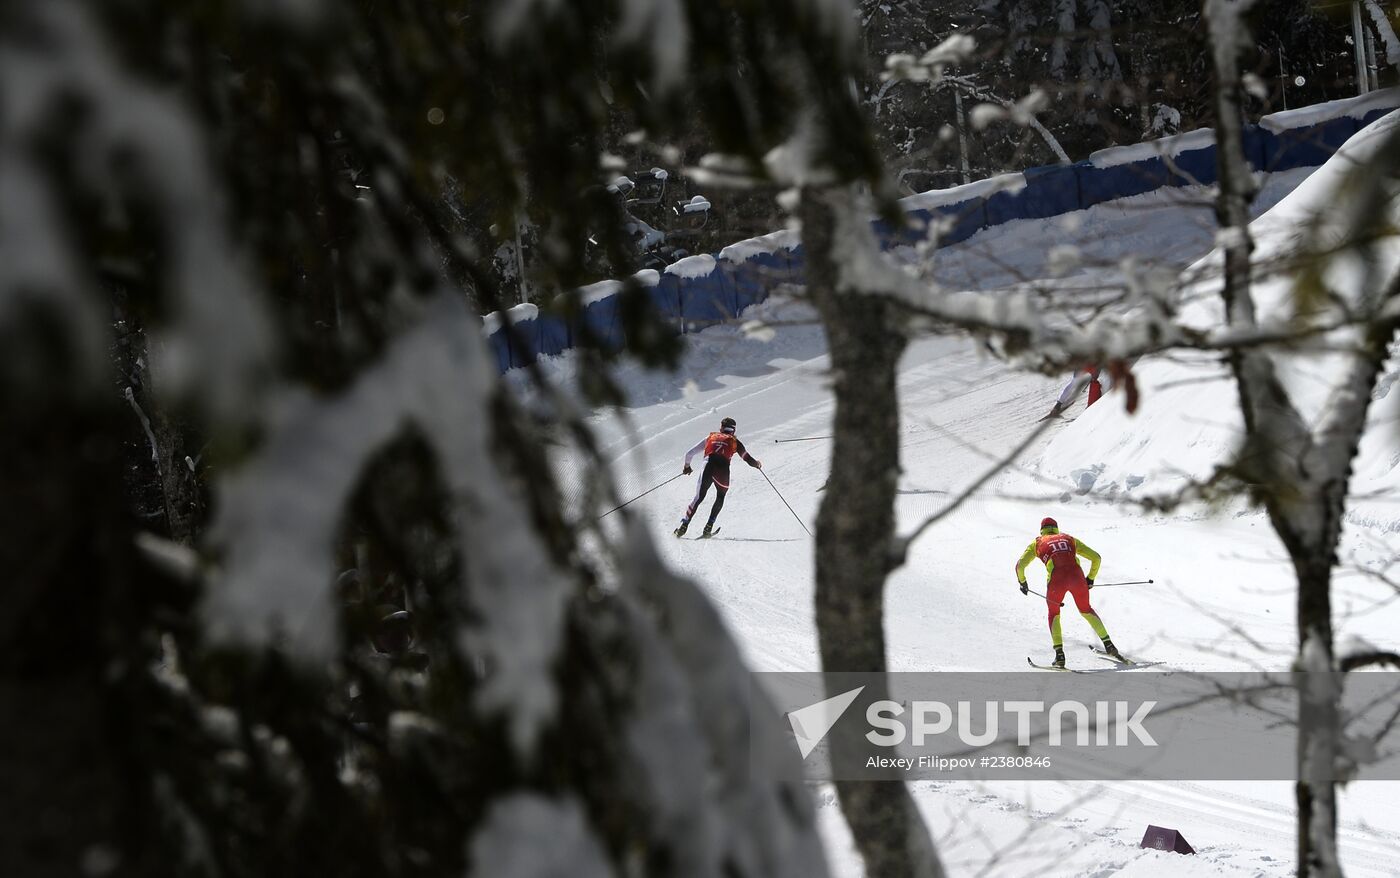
top-left (1027, 656), bottom-right (1163, 673)
top-left (1089, 645), bottom-right (1131, 663)
top-left (1087, 646), bottom-right (1161, 668)
top-left (697, 527), bottom-right (721, 539)
top-left (1027, 657), bottom-right (1087, 673)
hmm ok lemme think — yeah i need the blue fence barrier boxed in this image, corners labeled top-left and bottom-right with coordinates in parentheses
top-left (488, 325), bottom-right (513, 372)
top-left (487, 90), bottom-right (1399, 370)
top-left (1263, 115), bottom-right (1357, 172)
top-left (1169, 144), bottom-right (1217, 187)
top-left (506, 318), bottom-right (541, 368)
top-left (649, 271), bottom-right (683, 324)
top-left (934, 198), bottom-right (988, 245)
top-left (676, 258), bottom-right (733, 330)
top-left (535, 313), bottom-right (571, 358)
top-left (580, 292), bottom-right (624, 354)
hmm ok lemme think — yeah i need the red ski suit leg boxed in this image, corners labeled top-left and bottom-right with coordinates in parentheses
top-left (1046, 573), bottom-right (1095, 624)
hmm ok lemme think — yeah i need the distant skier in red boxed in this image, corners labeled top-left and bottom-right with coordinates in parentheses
top-left (1042, 363), bottom-right (1104, 420)
top-left (675, 417), bottom-right (761, 538)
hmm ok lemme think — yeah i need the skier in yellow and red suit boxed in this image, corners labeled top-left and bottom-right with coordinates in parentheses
top-left (1015, 517), bottom-right (1120, 668)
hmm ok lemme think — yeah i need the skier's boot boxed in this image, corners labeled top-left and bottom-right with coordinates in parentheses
top-left (1101, 638), bottom-right (1121, 659)
top-left (1052, 646), bottom-right (1066, 669)
top-left (701, 523), bottom-right (714, 539)
top-left (674, 521), bottom-right (688, 538)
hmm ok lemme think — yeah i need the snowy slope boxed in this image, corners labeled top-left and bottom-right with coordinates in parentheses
top-left (536, 163), bottom-right (1400, 876)
top-left (1040, 112), bottom-right (1400, 530)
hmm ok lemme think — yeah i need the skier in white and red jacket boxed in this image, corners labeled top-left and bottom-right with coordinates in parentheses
top-left (674, 416), bottom-right (761, 537)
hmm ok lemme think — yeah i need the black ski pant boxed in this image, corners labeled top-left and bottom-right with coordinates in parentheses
top-left (684, 457), bottom-right (730, 526)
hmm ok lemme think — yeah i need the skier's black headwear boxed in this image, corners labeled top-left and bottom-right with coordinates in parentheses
top-left (720, 417), bottom-right (736, 434)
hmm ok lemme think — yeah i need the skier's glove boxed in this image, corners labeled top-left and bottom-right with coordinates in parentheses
top-left (683, 464), bottom-right (692, 475)
top-left (750, 458), bottom-right (762, 469)
top-left (1018, 581), bottom-right (1029, 595)
top-left (1086, 578), bottom-right (1094, 587)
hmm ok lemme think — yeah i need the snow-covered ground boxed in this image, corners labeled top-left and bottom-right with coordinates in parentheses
top-left (1040, 110), bottom-right (1400, 537)
top-left (534, 158), bottom-right (1400, 876)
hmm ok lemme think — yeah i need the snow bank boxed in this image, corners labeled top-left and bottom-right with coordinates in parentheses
top-left (482, 302), bottom-right (538, 334)
top-left (577, 269), bottom-right (662, 307)
top-left (1258, 87), bottom-right (1400, 133)
top-left (899, 171), bottom-right (1026, 211)
top-left (1041, 112), bottom-right (1400, 527)
top-left (665, 253), bottom-right (718, 280)
top-left (578, 280), bottom-right (622, 307)
top-left (1087, 128), bottom-right (1215, 168)
top-left (718, 229), bottom-right (798, 262)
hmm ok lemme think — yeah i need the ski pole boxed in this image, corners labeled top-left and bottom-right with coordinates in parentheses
top-left (759, 468), bottom-right (812, 537)
top-left (774, 435), bottom-right (832, 444)
top-left (1024, 586), bottom-right (1063, 607)
top-left (1089, 579), bottom-right (1154, 588)
top-left (598, 472), bottom-right (686, 519)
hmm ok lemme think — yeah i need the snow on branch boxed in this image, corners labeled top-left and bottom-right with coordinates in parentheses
top-left (942, 78), bottom-right (1069, 164)
top-left (616, 523), bottom-right (832, 878)
top-left (1364, 0), bottom-right (1400, 70)
top-left (614, 0), bottom-right (690, 93)
top-left (881, 38), bottom-right (1071, 168)
top-left (883, 34), bottom-right (976, 82)
top-left (466, 795), bottom-right (613, 878)
top-left (0, 1), bottom-right (272, 420)
top-left (207, 294), bottom-right (572, 755)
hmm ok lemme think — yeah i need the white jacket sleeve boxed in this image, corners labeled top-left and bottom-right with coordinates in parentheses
top-left (683, 438), bottom-right (706, 468)
top-left (1056, 372), bottom-right (1086, 407)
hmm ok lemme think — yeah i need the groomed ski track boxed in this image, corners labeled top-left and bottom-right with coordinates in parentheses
top-left (540, 168), bottom-right (1400, 877)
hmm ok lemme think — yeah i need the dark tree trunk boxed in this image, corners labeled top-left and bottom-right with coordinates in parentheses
top-left (143, 395), bottom-right (200, 545)
top-left (0, 354), bottom-right (147, 876)
top-left (1293, 545), bottom-right (1340, 878)
top-left (112, 292), bottom-right (203, 545)
top-left (1206, 13), bottom-right (1344, 874)
top-left (802, 186), bottom-right (945, 878)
